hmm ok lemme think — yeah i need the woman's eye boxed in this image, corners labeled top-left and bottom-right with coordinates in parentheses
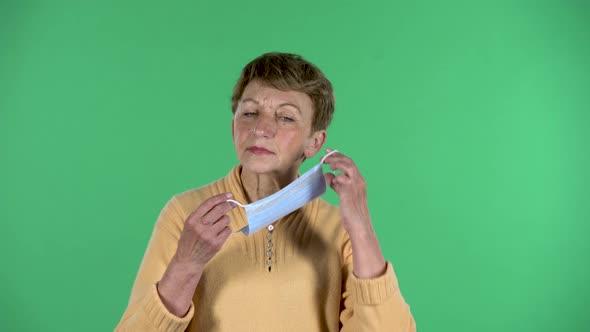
top-left (243, 112), bottom-right (257, 117)
top-left (279, 116), bottom-right (294, 122)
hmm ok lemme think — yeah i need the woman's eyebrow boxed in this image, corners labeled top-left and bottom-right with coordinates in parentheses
top-left (241, 98), bottom-right (301, 114)
top-left (278, 102), bottom-right (301, 114)
top-left (241, 98), bottom-right (259, 105)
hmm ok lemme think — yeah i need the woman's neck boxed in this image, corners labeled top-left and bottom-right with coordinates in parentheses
top-left (240, 166), bottom-right (300, 203)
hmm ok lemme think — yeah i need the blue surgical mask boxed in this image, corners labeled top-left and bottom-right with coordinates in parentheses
top-left (227, 150), bottom-right (338, 236)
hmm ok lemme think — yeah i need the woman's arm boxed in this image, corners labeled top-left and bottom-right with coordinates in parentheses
top-left (157, 258), bottom-right (204, 318)
top-left (339, 235), bottom-right (416, 332)
top-left (322, 149), bottom-right (416, 331)
top-left (115, 197), bottom-right (195, 331)
top-left (115, 193), bottom-right (235, 331)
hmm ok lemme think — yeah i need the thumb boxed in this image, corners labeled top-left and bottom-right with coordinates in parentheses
top-left (324, 172), bottom-right (335, 188)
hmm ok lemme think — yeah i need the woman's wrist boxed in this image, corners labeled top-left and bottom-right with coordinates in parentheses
top-left (169, 255), bottom-right (206, 278)
top-left (157, 258), bottom-right (204, 317)
top-left (347, 222), bottom-right (387, 279)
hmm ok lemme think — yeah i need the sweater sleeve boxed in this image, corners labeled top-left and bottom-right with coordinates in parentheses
top-left (339, 236), bottom-right (416, 332)
top-left (115, 197), bottom-right (194, 332)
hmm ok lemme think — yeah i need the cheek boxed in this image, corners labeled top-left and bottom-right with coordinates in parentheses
top-left (234, 123), bottom-right (252, 140)
top-left (277, 128), bottom-right (307, 149)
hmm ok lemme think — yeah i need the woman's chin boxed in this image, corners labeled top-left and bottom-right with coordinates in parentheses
top-left (241, 159), bottom-right (280, 174)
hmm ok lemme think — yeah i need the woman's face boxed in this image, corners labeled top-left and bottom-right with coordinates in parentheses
top-left (232, 79), bottom-right (325, 175)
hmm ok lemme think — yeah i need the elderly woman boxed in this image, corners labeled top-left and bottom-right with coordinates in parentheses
top-left (116, 52), bottom-right (416, 331)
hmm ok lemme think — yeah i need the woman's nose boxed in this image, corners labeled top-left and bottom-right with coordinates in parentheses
top-left (253, 116), bottom-right (276, 137)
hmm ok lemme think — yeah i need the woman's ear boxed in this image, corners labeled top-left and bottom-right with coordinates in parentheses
top-left (304, 130), bottom-right (327, 158)
top-left (231, 119), bottom-right (234, 138)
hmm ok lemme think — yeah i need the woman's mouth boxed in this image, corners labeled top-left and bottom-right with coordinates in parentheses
top-left (247, 146), bottom-right (274, 155)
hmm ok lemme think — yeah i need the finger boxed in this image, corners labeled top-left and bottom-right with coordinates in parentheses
top-left (325, 173), bottom-right (346, 194)
top-left (324, 172), bottom-right (349, 191)
top-left (325, 153), bottom-right (353, 165)
top-left (323, 154), bottom-right (355, 172)
top-left (190, 193), bottom-right (233, 220)
top-left (331, 173), bottom-right (352, 186)
top-left (322, 152), bottom-right (344, 165)
top-left (209, 214), bottom-right (232, 234)
top-left (217, 226), bottom-right (233, 239)
top-left (209, 226), bottom-right (232, 252)
top-left (202, 201), bottom-right (236, 225)
top-left (324, 172), bottom-right (335, 186)
top-left (328, 159), bottom-right (355, 177)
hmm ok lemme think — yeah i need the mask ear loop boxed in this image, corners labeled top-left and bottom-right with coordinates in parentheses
top-left (226, 199), bottom-right (246, 207)
top-left (226, 199), bottom-right (247, 235)
top-left (321, 150), bottom-right (339, 177)
top-left (320, 149), bottom-right (339, 164)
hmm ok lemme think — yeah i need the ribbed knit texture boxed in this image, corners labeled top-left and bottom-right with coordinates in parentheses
top-left (116, 165), bottom-right (416, 332)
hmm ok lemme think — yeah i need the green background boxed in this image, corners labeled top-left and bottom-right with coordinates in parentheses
top-left (1, 0), bottom-right (588, 331)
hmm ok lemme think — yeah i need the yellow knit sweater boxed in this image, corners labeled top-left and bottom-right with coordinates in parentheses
top-left (116, 165), bottom-right (416, 331)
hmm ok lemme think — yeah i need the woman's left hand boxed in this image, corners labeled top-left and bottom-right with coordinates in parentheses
top-left (322, 148), bottom-right (372, 233)
top-left (322, 148), bottom-right (387, 278)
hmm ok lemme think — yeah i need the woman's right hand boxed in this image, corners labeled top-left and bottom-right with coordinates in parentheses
top-left (157, 192), bottom-right (236, 317)
top-left (173, 192), bottom-right (236, 269)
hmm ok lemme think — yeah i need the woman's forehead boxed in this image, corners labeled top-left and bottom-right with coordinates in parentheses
top-left (240, 80), bottom-right (312, 110)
